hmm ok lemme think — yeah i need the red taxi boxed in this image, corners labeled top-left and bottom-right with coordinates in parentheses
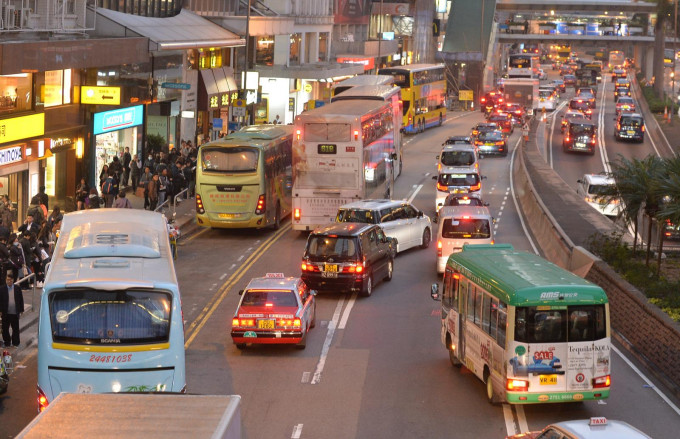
top-left (231, 273), bottom-right (316, 350)
top-left (487, 112), bottom-right (514, 134)
top-left (615, 96), bottom-right (636, 115)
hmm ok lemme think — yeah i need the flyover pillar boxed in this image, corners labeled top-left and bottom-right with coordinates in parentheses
top-left (643, 46), bottom-right (654, 82)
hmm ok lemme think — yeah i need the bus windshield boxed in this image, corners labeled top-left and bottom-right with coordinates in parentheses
top-left (49, 289), bottom-right (172, 344)
top-left (201, 146), bottom-right (259, 173)
top-left (514, 305), bottom-right (607, 343)
top-left (442, 218), bottom-right (491, 239)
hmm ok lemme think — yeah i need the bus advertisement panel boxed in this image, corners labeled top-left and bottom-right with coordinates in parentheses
top-left (431, 244), bottom-right (611, 405)
top-left (378, 64), bottom-right (446, 134)
top-left (292, 99), bottom-right (396, 231)
top-left (195, 125), bottom-right (293, 229)
top-left (38, 209), bottom-right (186, 411)
top-left (331, 84), bottom-right (403, 177)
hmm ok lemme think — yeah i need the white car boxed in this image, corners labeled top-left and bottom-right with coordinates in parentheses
top-left (576, 174), bottom-right (621, 218)
top-left (537, 88), bottom-right (557, 111)
top-left (336, 199), bottom-right (432, 253)
top-left (537, 68), bottom-right (548, 80)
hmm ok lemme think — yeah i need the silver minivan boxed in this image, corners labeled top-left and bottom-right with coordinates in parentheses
top-left (436, 205), bottom-right (494, 273)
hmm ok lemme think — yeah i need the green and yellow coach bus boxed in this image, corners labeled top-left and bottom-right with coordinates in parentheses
top-left (430, 244), bottom-right (611, 404)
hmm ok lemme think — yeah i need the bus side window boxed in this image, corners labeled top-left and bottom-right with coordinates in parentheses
top-left (467, 285), bottom-right (476, 323)
top-left (482, 293), bottom-right (491, 334)
top-left (451, 273), bottom-right (459, 311)
top-left (497, 302), bottom-right (507, 348)
top-left (474, 286), bottom-right (483, 327)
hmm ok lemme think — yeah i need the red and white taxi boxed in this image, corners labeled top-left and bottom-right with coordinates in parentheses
top-left (231, 273), bottom-right (316, 350)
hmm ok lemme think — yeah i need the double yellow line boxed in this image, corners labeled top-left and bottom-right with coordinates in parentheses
top-left (184, 223), bottom-right (292, 349)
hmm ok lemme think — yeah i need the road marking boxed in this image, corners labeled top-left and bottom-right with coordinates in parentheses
top-left (301, 372), bottom-right (311, 383)
top-left (219, 273), bottom-right (227, 280)
top-left (516, 404), bottom-right (529, 433)
top-left (338, 292), bottom-right (358, 329)
top-left (502, 404), bottom-right (517, 436)
top-left (237, 255), bottom-right (245, 262)
top-left (407, 184), bottom-right (424, 204)
top-left (597, 81), bottom-right (612, 174)
top-left (311, 298), bottom-right (345, 384)
top-left (230, 264), bottom-right (236, 270)
top-left (184, 224), bottom-right (291, 348)
top-left (509, 137), bottom-right (540, 255)
top-left (612, 345), bottom-right (680, 416)
top-left (181, 227), bottom-right (209, 244)
top-left (291, 424), bottom-right (303, 439)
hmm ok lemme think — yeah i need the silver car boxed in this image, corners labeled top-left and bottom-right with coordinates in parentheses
top-left (336, 199), bottom-right (432, 253)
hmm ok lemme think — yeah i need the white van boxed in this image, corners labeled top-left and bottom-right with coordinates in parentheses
top-left (436, 143), bottom-right (479, 173)
top-left (436, 205), bottom-right (494, 273)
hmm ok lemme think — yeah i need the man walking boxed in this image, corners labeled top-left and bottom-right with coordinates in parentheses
top-left (122, 146), bottom-right (132, 187)
top-left (0, 271), bottom-right (23, 348)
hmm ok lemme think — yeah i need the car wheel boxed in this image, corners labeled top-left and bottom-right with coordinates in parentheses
top-left (384, 259), bottom-right (393, 281)
top-left (235, 343), bottom-right (246, 350)
top-left (360, 273), bottom-right (373, 297)
top-left (420, 228), bottom-right (431, 249)
top-left (449, 346), bottom-right (462, 367)
top-left (502, 151), bottom-right (508, 157)
top-left (296, 333), bottom-right (307, 350)
top-left (310, 303), bottom-right (316, 328)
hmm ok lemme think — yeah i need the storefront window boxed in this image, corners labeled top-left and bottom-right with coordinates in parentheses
top-left (319, 33), bottom-right (329, 62)
top-left (95, 127), bottom-right (139, 186)
top-left (43, 70), bottom-right (72, 108)
top-left (199, 49), bottom-right (223, 70)
top-left (290, 33), bottom-right (302, 66)
top-left (256, 36), bottom-right (275, 66)
top-left (0, 73), bottom-right (32, 113)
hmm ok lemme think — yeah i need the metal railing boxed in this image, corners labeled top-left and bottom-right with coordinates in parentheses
top-left (155, 188), bottom-right (189, 222)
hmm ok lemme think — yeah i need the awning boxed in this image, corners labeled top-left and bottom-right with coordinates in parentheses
top-left (95, 8), bottom-right (245, 51)
top-left (201, 67), bottom-right (238, 96)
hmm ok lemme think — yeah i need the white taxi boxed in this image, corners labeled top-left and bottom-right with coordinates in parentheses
top-left (231, 273), bottom-right (316, 350)
top-left (506, 417), bottom-right (651, 439)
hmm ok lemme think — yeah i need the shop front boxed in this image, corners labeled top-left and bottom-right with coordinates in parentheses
top-left (198, 66), bottom-right (239, 142)
top-left (43, 133), bottom-right (84, 211)
top-left (91, 105), bottom-right (144, 188)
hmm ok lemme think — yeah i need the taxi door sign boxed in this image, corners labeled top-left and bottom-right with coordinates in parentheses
top-left (265, 273), bottom-right (285, 278)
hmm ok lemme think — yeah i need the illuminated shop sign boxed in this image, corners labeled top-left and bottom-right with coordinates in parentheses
top-left (0, 146), bottom-right (23, 166)
top-left (81, 86), bottom-right (121, 105)
top-left (337, 57), bottom-right (375, 71)
top-left (0, 113), bottom-right (45, 144)
top-left (93, 105), bottom-right (144, 135)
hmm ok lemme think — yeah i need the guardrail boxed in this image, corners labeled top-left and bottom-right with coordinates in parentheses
top-left (155, 188), bottom-right (189, 222)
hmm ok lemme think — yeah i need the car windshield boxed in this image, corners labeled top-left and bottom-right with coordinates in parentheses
top-left (587, 184), bottom-right (614, 196)
top-left (577, 92), bottom-right (594, 99)
top-left (570, 124), bottom-right (594, 135)
top-left (440, 150), bottom-right (476, 166)
top-left (514, 305), bottom-right (607, 343)
top-left (618, 98), bottom-right (634, 105)
top-left (306, 236), bottom-right (358, 260)
top-left (441, 218), bottom-right (491, 239)
top-left (569, 101), bottom-right (589, 111)
top-left (489, 116), bottom-right (508, 124)
top-left (241, 290), bottom-right (298, 307)
top-left (438, 173), bottom-right (480, 187)
top-left (479, 132), bottom-right (503, 142)
top-left (539, 90), bottom-right (553, 98)
top-left (336, 208), bottom-right (376, 224)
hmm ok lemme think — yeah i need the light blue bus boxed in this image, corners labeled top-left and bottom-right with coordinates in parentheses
top-left (37, 209), bottom-right (185, 411)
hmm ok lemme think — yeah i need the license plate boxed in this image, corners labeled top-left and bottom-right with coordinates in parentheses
top-left (539, 375), bottom-right (558, 385)
top-left (576, 142), bottom-right (585, 148)
top-left (257, 319), bottom-right (275, 329)
top-left (627, 130), bottom-right (635, 135)
top-left (325, 264), bottom-right (338, 273)
top-left (321, 271), bottom-right (338, 278)
top-left (219, 213), bottom-right (237, 219)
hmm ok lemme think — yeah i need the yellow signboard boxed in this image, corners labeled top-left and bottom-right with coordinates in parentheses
top-left (80, 86), bottom-right (121, 105)
top-left (459, 90), bottom-right (474, 101)
top-left (0, 113), bottom-right (45, 144)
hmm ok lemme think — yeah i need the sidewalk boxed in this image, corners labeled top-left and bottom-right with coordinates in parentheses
top-left (12, 186), bottom-right (198, 351)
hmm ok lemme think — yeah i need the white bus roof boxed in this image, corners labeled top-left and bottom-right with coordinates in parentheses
top-left (44, 209), bottom-right (178, 291)
top-left (379, 63), bottom-right (445, 73)
top-left (201, 125), bottom-right (293, 149)
top-left (333, 74), bottom-right (394, 88)
top-left (331, 85), bottom-right (400, 102)
top-left (297, 99), bottom-right (387, 119)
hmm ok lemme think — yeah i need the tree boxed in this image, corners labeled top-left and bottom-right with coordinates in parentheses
top-left (608, 155), bottom-right (647, 253)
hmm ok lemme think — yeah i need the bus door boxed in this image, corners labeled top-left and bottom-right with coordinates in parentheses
top-left (458, 279), bottom-right (468, 360)
top-left (565, 306), bottom-right (609, 393)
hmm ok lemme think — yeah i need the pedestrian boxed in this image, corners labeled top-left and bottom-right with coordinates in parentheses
top-left (86, 188), bottom-right (101, 209)
top-left (0, 236), bottom-right (10, 280)
top-left (112, 192), bottom-right (133, 209)
top-left (273, 114), bottom-right (281, 125)
top-left (0, 201), bottom-right (12, 236)
top-left (101, 171), bottom-right (119, 208)
top-left (130, 154), bottom-right (141, 193)
top-left (144, 152), bottom-right (155, 172)
top-left (139, 166), bottom-right (153, 209)
top-left (76, 177), bottom-right (89, 211)
top-left (18, 213), bottom-right (40, 236)
top-left (46, 206), bottom-right (63, 232)
top-left (109, 156), bottom-right (123, 184)
top-left (30, 185), bottom-right (49, 211)
top-left (148, 173), bottom-right (160, 211)
top-left (122, 147), bottom-right (132, 187)
top-left (158, 168), bottom-right (169, 208)
top-left (0, 271), bottom-right (23, 348)
top-left (99, 164), bottom-right (110, 189)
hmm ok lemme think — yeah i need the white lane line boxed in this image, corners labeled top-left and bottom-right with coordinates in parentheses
top-left (597, 82), bottom-right (612, 174)
top-left (407, 184), bottom-right (424, 204)
top-left (219, 273), bottom-right (227, 280)
top-left (246, 247), bottom-right (253, 252)
top-left (311, 298), bottom-right (345, 384)
top-left (612, 345), bottom-right (680, 416)
top-left (237, 255), bottom-right (245, 262)
top-left (230, 263), bottom-right (236, 270)
top-left (516, 404), bottom-right (529, 434)
top-left (338, 292), bottom-right (358, 329)
top-left (291, 424), bottom-right (303, 439)
top-left (301, 372), bottom-right (311, 383)
top-left (509, 136), bottom-right (540, 255)
top-left (502, 404), bottom-right (518, 436)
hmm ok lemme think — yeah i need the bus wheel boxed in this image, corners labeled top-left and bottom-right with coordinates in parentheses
top-left (484, 369), bottom-right (498, 405)
top-left (272, 203), bottom-right (281, 230)
top-left (420, 228), bottom-right (431, 249)
top-left (235, 343), bottom-right (247, 350)
top-left (360, 273), bottom-right (373, 297)
top-left (438, 114), bottom-right (443, 126)
top-left (449, 347), bottom-right (462, 368)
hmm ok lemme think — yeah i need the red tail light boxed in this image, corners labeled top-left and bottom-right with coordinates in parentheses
top-left (255, 194), bottom-right (266, 215)
top-left (353, 129), bottom-right (360, 140)
top-left (294, 208), bottom-right (301, 220)
top-left (437, 182), bottom-right (448, 192)
top-left (506, 379), bottom-right (529, 392)
top-left (296, 129), bottom-right (301, 141)
top-left (276, 318), bottom-right (301, 328)
top-left (344, 263), bottom-right (364, 273)
top-left (481, 97), bottom-right (486, 103)
top-left (641, 125), bottom-right (645, 132)
top-left (592, 375), bottom-right (611, 388)
top-left (495, 141), bottom-right (504, 146)
top-left (196, 194), bottom-right (205, 215)
top-left (469, 182), bottom-right (481, 192)
top-left (565, 136), bottom-right (571, 143)
top-left (437, 240), bottom-right (442, 257)
top-left (37, 386), bottom-right (49, 412)
top-left (233, 318), bottom-right (255, 327)
top-left (591, 137), bottom-right (596, 145)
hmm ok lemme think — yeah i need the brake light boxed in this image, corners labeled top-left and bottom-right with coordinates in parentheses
top-left (642, 125), bottom-right (645, 132)
top-left (616, 123), bottom-right (621, 130)
top-left (506, 379), bottom-right (529, 392)
top-left (437, 182), bottom-right (448, 192)
top-left (469, 182), bottom-right (481, 192)
top-left (591, 137), bottom-right (596, 145)
top-left (498, 98), bottom-right (503, 103)
top-left (437, 240), bottom-right (442, 257)
top-left (481, 97), bottom-right (486, 103)
top-left (276, 318), bottom-right (301, 328)
top-left (592, 375), bottom-right (611, 388)
top-left (255, 194), bottom-right (266, 215)
top-left (296, 129), bottom-right (301, 141)
top-left (233, 318), bottom-right (255, 327)
top-left (495, 141), bottom-right (504, 146)
top-left (294, 208), bottom-right (301, 220)
top-left (37, 386), bottom-right (49, 412)
top-left (232, 318), bottom-right (239, 326)
top-left (196, 194), bottom-right (205, 215)
top-left (344, 263), bottom-right (364, 273)
top-left (475, 141), bottom-right (482, 146)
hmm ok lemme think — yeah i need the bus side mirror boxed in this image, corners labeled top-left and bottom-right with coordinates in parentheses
top-left (238, 289), bottom-right (244, 295)
top-left (481, 175), bottom-right (487, 180)
top-left (431, 283), bottom-right (440, 301)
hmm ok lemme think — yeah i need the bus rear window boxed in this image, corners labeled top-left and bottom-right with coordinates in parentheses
top-left (49, 290), bottom-right (172, 344)
top-left (442, 218), bottom-right (490, 239)
top-left (202, 146), bottom-right (259, 172)
top-left (515, 305), bottom-right (607, 344)
top-left (304, 123), bottom-right (351, 142)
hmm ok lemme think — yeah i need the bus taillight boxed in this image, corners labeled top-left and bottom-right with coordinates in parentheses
top-left (353, 129), bottom-right (360, 140)
top-left (196, 194), bottom-right (205, 214)
top-left (255, 194), bottom-right (266, 215)
top-left (437, 240), bottom-right (442, 257)
top-left (592, 375), bottom-right (611, 388)
top-left (506, 379), bottom-right (529, 392)
top-left (294, 208), bottom-right (301, 220)
top-left (37, 386), bottom-right (49, 412)
top-left (296, 129), bottom-right (301, 141)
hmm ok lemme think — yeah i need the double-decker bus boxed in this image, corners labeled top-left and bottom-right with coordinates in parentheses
top-left (378, 64), bottom-right (446, 134)
top-left (195, 125), bottom-right (293, 229)
top-left (292, 99), bottom-right (396, 231)
top-left (431, 244), bottom-right (611, 404)
top-left (508, 53), bottom-right (539, 78)
top-left (331, 84), bottom-right (403, 177)
top-left (331, 74), bottom-right (394, 98)
top-left (38, 209), bottom-right (186, 411)
top-left (608, 50), bottom-right (625, 71)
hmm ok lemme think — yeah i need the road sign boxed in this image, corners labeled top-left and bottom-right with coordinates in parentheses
top-left (459, 90), bottom-right (474, 101)
top-left (213, 118), bottom-right (223, 130)
top-left (161, 82), bottom-right (191, 90)
top-left (80, 86), bottom-right (121, 105)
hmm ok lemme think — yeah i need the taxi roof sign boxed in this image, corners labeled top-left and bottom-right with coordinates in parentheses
top-left (589, 417), bottom-right (608, 426)
top-left (265, 273), bottom-right (285, 278)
